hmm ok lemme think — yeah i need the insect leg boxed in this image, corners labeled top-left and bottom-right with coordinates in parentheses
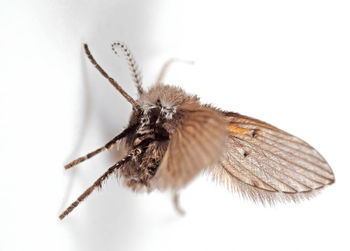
top-left (59, 149), bottom-right (141, 220)
top-left (172, 192), bottom-right (185, 216)
top-left (64, 124), bottom-right (137, 169)
top-left (156, 58), bottom-right (194, 85)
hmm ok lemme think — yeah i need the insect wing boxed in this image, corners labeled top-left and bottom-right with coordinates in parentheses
top-left (209, 112), bottom-right (335, 204)
top-left (154, 105), bottom-right (228, 190)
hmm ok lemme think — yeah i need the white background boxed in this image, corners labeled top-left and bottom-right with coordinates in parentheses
top-left (1, 1), bottom-right (349, 250)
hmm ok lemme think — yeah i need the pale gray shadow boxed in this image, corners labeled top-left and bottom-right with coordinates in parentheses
top-left (60, 1), bottom-right (159, 251)
top-left (59, 48), bottom-right (93, 212)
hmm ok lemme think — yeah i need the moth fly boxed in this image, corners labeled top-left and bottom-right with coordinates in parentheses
top-left (59, 42), bottom-right (335, 220)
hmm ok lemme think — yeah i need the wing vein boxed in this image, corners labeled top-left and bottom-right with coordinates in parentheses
top-left (232, 135), bottom-right (333, 184)
top-left (232, 132), bottom-right (332, 176)
top-left (228, 152), bottom-right (279, 192)
top-left (257, 132), bottom-right (326, 163)
top-left (231, 138), bottom-right (316, 192)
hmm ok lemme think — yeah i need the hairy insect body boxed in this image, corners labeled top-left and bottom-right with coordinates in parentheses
top-left (121, 107), bottom-right (170, 190)
top-left (119, 85), bottom-right (194, 191)
top-left (59, 43), bottom-right (335, 220)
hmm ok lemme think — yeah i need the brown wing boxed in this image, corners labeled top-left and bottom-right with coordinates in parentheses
top-left (209, 111), bottom-right (335, 204)
top-left (153, 105), bottom-right (228, 190)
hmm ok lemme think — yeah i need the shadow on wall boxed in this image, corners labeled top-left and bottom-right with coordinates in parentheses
top-left (59, 1), bottom-right (161, 251)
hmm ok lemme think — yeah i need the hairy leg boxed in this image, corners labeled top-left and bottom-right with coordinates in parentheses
top-left (156, 58), bottom-right (194, 85)
top-left (172, 192), bottom-right (185, 216)
top-left (64, 124), bottom-right (137, 169)
top-left (59, 149), bottom-right (141, 220)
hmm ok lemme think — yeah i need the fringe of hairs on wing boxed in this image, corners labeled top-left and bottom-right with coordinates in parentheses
top-left (206, 165), bottom-right (322, 206)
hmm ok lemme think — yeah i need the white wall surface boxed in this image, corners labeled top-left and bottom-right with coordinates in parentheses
top-left (1, 1), bottom-right (349, 251)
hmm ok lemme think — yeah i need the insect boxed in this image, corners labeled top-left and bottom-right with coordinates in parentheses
top-left (59, 42), bottom-right (335, 220)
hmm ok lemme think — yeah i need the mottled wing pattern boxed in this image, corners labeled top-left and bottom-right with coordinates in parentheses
top-left (209, 112), bottom-right (335, 204)
top-left (154, 105), bottom-right (228, 190)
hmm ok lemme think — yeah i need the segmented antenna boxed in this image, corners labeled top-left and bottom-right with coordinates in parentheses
top-left (83, 44), bottom-right (140, 109)
top-left (112, 42), bottom-right (144, 95)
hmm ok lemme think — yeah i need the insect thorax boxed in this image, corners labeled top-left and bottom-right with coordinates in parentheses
top-left (120, 102), bottom-right (177, 191)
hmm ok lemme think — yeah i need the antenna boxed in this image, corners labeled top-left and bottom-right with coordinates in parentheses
top-left (83, 43), bottom-right (140, 109)
top-left (111, 41), bottom-right (144, 95)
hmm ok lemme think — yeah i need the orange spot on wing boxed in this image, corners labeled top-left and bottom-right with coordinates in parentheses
top-left (227, 125), bottom-right (248, 135)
